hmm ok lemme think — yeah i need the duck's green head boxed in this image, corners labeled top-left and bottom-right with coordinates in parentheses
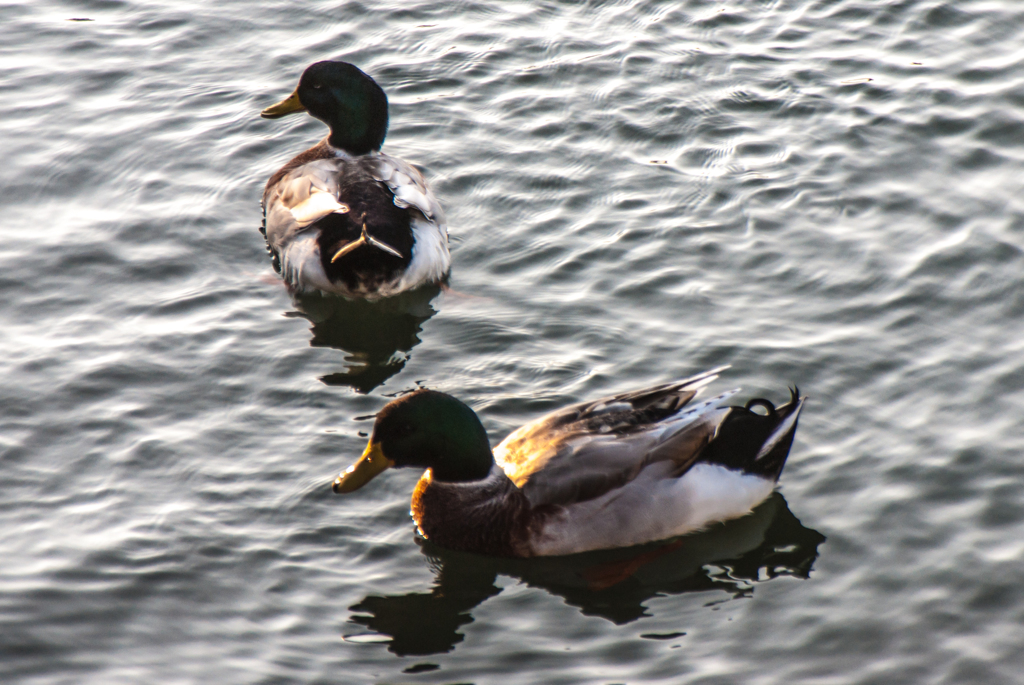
top-left (332, 389), bottom-right (494, 493)
top-left (261, 60), bottom-right (389, 155)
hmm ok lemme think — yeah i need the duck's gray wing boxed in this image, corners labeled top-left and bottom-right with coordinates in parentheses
top-left (493, 368), bottom-right (734, 507)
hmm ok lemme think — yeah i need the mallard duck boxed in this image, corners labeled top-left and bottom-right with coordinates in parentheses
top-left (260, 61), bottom-right (449, 299)
top-left (332, 367), bottom-right (805, 557)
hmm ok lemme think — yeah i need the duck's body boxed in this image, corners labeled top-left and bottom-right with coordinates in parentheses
top-left (333, 368), bottom-right (805, 557)
top-left (261, 61), bottom-right (449, 299)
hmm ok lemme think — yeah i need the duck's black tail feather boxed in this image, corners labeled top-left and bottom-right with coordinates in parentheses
top-left (698, 387), bottom-right (805, 481)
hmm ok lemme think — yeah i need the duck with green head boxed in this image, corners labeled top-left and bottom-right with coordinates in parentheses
top-left (333, 368), bottom-right (805, 557)
top-left (261, 61), bottom-right (449, 299)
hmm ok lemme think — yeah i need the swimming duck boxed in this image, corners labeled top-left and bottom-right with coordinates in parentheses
top-left (260, 61), bottom-right (449, 298)
top-left (332, 367), bottom-right (805, 557)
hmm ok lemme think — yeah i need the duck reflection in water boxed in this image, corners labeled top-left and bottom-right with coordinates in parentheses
top-left (345, 492), bottom-right (824, 656)
top-left (286, 286), bottom-right (440, 393)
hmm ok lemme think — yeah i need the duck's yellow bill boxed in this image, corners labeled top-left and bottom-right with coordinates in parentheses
top-left (332, 441), bottom-right (394, 493)
top-left (261, 89), bottom-right (306, 119)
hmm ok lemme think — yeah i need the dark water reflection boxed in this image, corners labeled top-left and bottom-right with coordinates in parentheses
top-left (288, 287), bottom-right (440, 393)
top-left (346, 493), bottom-right (824, 656)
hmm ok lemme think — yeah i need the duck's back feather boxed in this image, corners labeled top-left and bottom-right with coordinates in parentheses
top-left (493, 367), bottom-right (729, 508)
top-left (263, 145), bottom-right (446, 250)
top-left (262, 141), bottom-right (449, 296)
top-left (492, 368), bottom-right (805, 553)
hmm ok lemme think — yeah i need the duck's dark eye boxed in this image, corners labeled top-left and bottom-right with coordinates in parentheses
top-left (312, 82), bottom-right (322, 89)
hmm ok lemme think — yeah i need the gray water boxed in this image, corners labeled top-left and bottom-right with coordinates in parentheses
top-left (4, 0), bottom-right (1024, 682)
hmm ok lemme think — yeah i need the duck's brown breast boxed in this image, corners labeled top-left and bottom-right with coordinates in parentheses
top-left (411, 469), bottom-right (548, 558)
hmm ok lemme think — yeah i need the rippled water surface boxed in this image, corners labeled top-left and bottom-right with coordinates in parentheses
top-left (4, 0), bottom-right (1024, 682)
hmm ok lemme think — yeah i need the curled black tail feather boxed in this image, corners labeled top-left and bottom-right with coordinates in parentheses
top-left (698, 387), bottom-right (804, 481)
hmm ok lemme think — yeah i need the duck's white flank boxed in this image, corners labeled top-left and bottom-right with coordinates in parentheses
top-left (528, 462), bottom-right (776, 557)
